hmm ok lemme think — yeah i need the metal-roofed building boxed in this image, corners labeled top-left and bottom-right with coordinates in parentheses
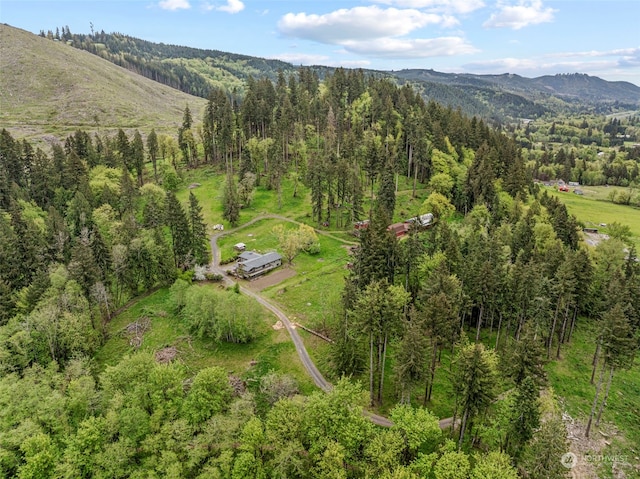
top-left (236, 251), bottom-right (282, 279)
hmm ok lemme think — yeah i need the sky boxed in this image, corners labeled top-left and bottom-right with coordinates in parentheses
top-left (2, 0), bottom-right (640, 86)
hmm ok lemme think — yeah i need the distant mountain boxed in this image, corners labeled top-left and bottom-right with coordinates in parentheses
top-left (6, 23), bottom-right (640, 138)
top-left (393, 70), bottom-right (640, 117)
top-left (0, 24), bottom-right (207, 143)
top-left (54, 28), bottom-right (637, 121)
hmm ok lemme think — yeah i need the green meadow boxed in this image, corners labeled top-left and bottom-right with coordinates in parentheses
top-left (545, 185), bottom-right (640, 248)
top-left (95, 287), bottom-right (318, 395)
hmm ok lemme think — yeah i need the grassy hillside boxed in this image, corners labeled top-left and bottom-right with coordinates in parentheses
top-left (0, 24), bottom-right (207, 143)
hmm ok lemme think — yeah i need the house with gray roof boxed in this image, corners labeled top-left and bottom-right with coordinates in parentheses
top-left (235, 251), bottom-right (282, 279)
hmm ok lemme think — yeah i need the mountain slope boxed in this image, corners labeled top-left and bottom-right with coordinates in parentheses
top-left (64, 30), bottom-right (298, 98)
top-left (0, 24), bottom-right (207, 142)
top-left (56, 28), bottom-right (639, 121)
top-left (394, 70), bottom-right (640, 111)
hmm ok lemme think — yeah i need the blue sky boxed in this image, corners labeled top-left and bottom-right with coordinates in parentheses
top-left (3, 0), bottom-right (639, 85)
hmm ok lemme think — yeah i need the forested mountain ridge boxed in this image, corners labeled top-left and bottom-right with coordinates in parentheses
top-left (37, 24), bottom-right (640, 121)
top-left (0, 24), bottom-right (207, 142)
top-left (42, 25), bottom-right (300, 98)
top-left (394, 70), bottom-right (640, 105)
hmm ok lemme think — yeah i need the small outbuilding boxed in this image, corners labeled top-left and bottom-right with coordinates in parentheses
top-left (388, 222), bottom-right (410, 238)
top-left (405, 213), bottom-right (434, 228)
top-left (234, 242), bottom-right (246, 251)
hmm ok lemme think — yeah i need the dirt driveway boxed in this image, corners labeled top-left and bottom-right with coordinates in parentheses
top-left (244, 267), bottom-right (297, 292)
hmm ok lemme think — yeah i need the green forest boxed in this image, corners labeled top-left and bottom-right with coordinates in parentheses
top-left (1, 63), bottom-right (640, 479)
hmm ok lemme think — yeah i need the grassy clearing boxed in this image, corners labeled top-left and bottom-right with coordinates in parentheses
top-left (215, 215), bottom-right (352, 329)
top-left (95, 286), bottom-right (317, 393)
top-left (217, 217), bottom-right (286, 262)
top-left (546, 319), bottom-right (640, 476)
top-left (544, 185), bottom-right (640, 248)
top-left (175, 170), bottom-right (314, 233)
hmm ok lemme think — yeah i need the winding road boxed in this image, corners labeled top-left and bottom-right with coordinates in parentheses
top-left (209, 215), bottom-right (455, 430)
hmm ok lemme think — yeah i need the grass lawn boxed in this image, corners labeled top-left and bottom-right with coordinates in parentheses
top-left (176, 170), bottom-right (314, 232)
top-left (546, 319), bottom-right (640, 477)
top-left (95, 286), bottom-right (317, 394)
top-left (215, 216), bottom-right (352, 329)
top-left (544, 185), bottom-right (640, 248)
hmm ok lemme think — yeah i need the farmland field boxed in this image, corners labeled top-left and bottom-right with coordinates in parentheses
top-left (544, 185), bottom-right (640, 248)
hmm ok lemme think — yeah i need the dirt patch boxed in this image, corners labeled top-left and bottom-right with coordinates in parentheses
top-left (124, 317), bottom-right (151, 348)
top-left (229, 375), bottom-right (246, 396)
top-left (155, 346), bottom-right (178, 364)
top-left (245, 268), bottom-right (297, 291)
top-left (583, 231), bottom-right (610, 247)
top-left (272, 320), bottom-right (285, 330)
top-left (563, 412), bottom-right (631, 479)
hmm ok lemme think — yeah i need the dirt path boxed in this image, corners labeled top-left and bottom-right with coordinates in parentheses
top-left (209, 215), bottom-right (454, 430)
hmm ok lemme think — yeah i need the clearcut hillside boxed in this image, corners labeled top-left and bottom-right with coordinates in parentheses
top-left (0, 24), bottom-right (206, 143)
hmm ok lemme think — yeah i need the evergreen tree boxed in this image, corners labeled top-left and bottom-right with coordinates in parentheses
top-left (68, 230), bottom-right (101, 296)
top-left (520, 417), bottom-right (570, 479)
top-left (506, 376), bottom-right (540, 457)
top-left (118, 168), bottom-right (137, 218)
top-left (348, 205), bottom-right (396, 291)
top-left (350, 279), bottom-right (409, 405)
top-left (0, 213), bottom-right (24, 300)
top-left (188, 192), bottom-right (210, 265)
top-left (146, 128), bottom-right (159, 182)
top-left (586, 302), bottom-right (638, 437)
top-left (222, 172), bottom-right (240, 226)
top-left (131, 130), bottom-right (145, 187)
top-left (452, 341), bottom-right (499, 447)
top-left (165, 191), bottom-right (192, 269)
top-left (466, 142), bottom-right (497, 212)
top-left (376, 159), bottom-right (396, 219)
top-left (8, 203), bottom-right (45, 290)
top-left (393, 306), bottom-right (429, 404)
top-left (115, 129), bottom-right (130, 170)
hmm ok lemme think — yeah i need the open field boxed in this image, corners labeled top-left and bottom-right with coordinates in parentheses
top-left (95, 287), bottom-right (318, 395)
top-left (544, 185), bottom-right (640, 248)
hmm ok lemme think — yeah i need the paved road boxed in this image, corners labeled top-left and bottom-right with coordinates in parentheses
top-left (209, 215), bottom-right (455, 430)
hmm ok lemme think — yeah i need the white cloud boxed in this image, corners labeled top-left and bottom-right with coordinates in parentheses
top-left (374, 0), bottom-right (485, 15)
top-left (217, 0), bottom-right (244, 14)
top-left (278, 6), bottom-right (455, 44)
top-left (276, 5), bottom-right (479, 63)
top-left (334, 60), bottom-right (373, 68)
top-left (549, 47), bottom-right (640, 61)
top-left (159, 0), bottom-right (190, 10)
top-left (343, 36), bottom-right (477, 58)
top-left (202, 0), bottom-right (244, 13)
top-left (483, 0), bottom-right (555, 30)
top-left (270, 53), bottom-right (331, 65)
top-left (462, 47), bottom-right (640, 79)
top-left (269, 53), bottom-right (373, 68)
